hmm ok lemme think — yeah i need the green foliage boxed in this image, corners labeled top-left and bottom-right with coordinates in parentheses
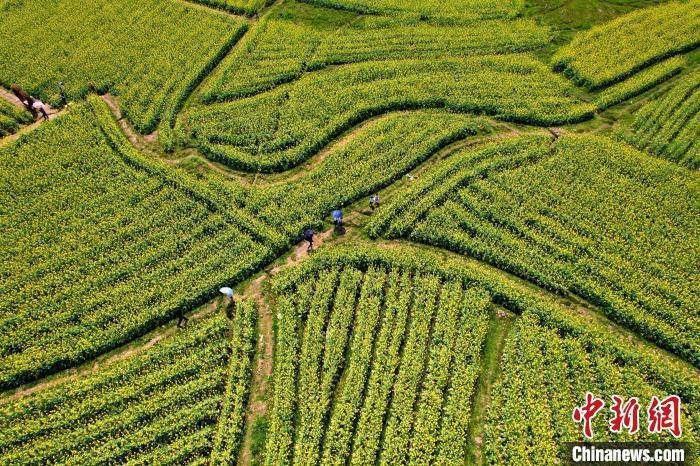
top-left (189, 54), bottom-right (594, 172)
top-left (552, 0), bottom-right (700, 89)
top-left (594, 56), bottom-right (685, 110)
top-left (0, 100), bottom-right (32, 137)
top-left (203, 1), bottom-right (550, 102)
top-left (0, 101), bottom-right (278, 389)
top-left (210, 299), bottom-right (258, 464)
top-left (368, 134), bottom-right (700, 365)
top-left (250, 416), bottom-right (270, 466)
top-left (621, 68), bottom-right (700, 169)
top-left (0, 314), bottom-right (236, 464)
top-left (0, 0), bottom-right (247, 133)
top-left (485, 311), bottom-right (699, 464)
top-left (265, 256), bottom-right (491, 464)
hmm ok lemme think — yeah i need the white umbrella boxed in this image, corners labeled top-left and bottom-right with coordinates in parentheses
top-left (219, 287), bottom-right (234, 299)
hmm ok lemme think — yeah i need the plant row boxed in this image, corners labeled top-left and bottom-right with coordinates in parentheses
top-left (0, 102), bottom-right (276, 389)
top-left (189, 54), bottom-right (594, 172)
top-left (0, 0), bottom-right (246, 134)
top-left (264, 257), bottom-right (493, 464)
top-left (621, 68), bottom-right (700, 169)
top-left (210, 299), bottom-right (258, 464)
top-left (369, 133), bottom-right (699, 365)
top-left (0, 314), bottom-right (233, 464)
top-left (593, 56), bottom-right (685, 110)
top-left (552, 0), bottom-right (700, 89)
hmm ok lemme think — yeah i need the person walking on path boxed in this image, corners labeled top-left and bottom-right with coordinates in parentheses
top-left (176, 308), bottom-right (188, 329)
top-left (58, 82), bottom-right (67, 106)
top-left (331, 210), bottom-right (343, 227)
top-left (370, 194), bottom-right (380, 211)
top-left (304, 229), bottom-right (315, 252)
top-left (220, 287), bottom-right (235, 319)
top-left (33, 99), bottom-right (49, 121)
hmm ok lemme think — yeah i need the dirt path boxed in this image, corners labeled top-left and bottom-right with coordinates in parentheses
top-left (100, 94), bottom-right (159, 153)
top-left (0, 87), bottom-right (64, 146)
top-left (236, 218), bottom-right (354, 464)
top-left (0, 87), bottom-right (27, 108)
top-left (465, 307), bottom-right (516, 465)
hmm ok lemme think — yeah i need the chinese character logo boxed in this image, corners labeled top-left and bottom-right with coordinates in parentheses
top-left (572, 392), bottom-right (605, 439)
top-left (573, 394), bottom-right (682, 439)
top-left (648, 395), bottom-right (682, 438)
top-left (609, 395), bottom-right (640, 434)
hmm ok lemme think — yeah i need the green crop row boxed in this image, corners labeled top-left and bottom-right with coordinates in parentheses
top-left (320, 267), bottom-right (387, 465)
top-left (189, 54), bottom-right (594, 172)
top-left (203, 1), bottom-right (549, 102)
top-left (293, 269), bottom-right (341, 464)
top-left (379, 274), bottom-right (441, 464)
top-left (188, 0), bottom-right (272, 15)
top-left (594, 56), bottom-right (685, 110)
top-left (552, 0), bottom-right (700, 89)
top-left (485, 312), bottom-right (699, 464)
top-left (0, 0), bottom-right (246, 134)
top-left (0, 100), bottom-right (33, 137)
top-left (350, 269), bottom-right (412, 465)
top-left (0, 101), bottom-right (277, 389)
top-left (210, 300), bottom-right (258, 464)
top-left (267, 245), bottom-right (699, 462)
top-left (621, 69), bottom-right (700, 169)
top-left (247, 111), bottom-right (485, 236)
top-left (264, 254), bottom-right (494, 464)
top-left (0, 314), bottom-right (232, 464)
top-left (368, 134), bottom-right (699, 365)
top-left (295, 0), bottom-right (524, 22)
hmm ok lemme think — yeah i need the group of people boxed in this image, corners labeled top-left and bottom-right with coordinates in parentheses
top-left (303, 194), bottom-right (381, 252)
top-left (11, 82), bottom-right (67, 122)
top-left (177, 195), bottom-right (382, 328)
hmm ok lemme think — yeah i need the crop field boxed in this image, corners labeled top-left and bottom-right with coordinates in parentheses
top-left (0, 0), bottom-right (698, 464)
top-left (368, 135), bottom-right (700, 364)
top-left (189, 55), bottom-right (594, 171)
top-left (0, 0), bottom-right (247, 133)
top-left (0, 307), bottom-right (257, 464)
top-left (0, 100), bottom-right (278, 388)
top-left (620, 69), bottom-right (700, 169)
top-left (0, 99), bottom-right (32, 137)
top-left (552, 0), bottom-right (700, 89)
top-left (203, 1), bottom-right (549, 101)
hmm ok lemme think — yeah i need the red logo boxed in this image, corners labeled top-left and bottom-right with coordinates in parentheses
top-left (648, 395), bottom-right (682, 438)
top-left (572, 392), bottom-right (605, 439)
top-left (609, 395), bottom-right (640, 434)
top-left (573, 394), bottom-right (682, 439)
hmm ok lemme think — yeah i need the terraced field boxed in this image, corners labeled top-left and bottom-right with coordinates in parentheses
top-left (0, 0), bottom-right (698, 464)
